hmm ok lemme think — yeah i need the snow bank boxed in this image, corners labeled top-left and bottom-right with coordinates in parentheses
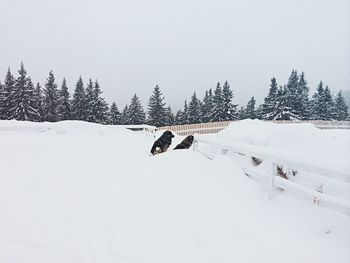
top-left (0, 120), bottom-right (349, 263)
top-left (218, 119), bottom-right (350, 164)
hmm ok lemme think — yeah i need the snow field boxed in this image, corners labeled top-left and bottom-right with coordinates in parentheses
top-left (0, 120), bottom-right (349, 263)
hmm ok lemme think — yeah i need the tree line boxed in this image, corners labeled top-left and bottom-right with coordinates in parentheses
top-left (0, 63), bottom-right (349, 127)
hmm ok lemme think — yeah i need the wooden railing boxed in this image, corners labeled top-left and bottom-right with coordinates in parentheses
top-left (193, 137), bottom-right (350, 215)
top-left (158, 120), bottom-right (350, 135)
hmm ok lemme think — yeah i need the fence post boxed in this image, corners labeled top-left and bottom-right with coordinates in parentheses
top-left (269, 162), bottom-right (277, 199)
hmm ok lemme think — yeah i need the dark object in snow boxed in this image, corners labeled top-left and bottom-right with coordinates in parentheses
top-left (150, 130), bottom-right (175, 155)
top-left (251, 156), bottom-right (263, 166)
top-left (174, 135), bottom-right (194, 150)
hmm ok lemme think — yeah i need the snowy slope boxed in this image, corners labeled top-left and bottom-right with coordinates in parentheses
top-left (0, 120), bottom-right (349, 263)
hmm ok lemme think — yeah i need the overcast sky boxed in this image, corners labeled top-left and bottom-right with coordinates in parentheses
top-left (1, 0), bottom-right (349, 110)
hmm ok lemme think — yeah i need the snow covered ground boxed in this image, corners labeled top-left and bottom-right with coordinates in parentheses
top-left (0, 120), bottom-right (349, 263)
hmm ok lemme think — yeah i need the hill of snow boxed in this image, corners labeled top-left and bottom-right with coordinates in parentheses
top-left (0, 120), bottom-right (349, 263)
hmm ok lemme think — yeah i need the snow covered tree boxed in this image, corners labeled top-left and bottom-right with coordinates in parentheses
top-left (245, 96), bottom-right (256, 119)
top-left (334, 91), bottom-right (349, 120)
top-left (221, 81), bottom-right (238, 120)
top-left (269, 86), bottom-right (299, 120)
top-left (187, 92), bottom-right (202, 124)
top-left (311, 82), bottom-right (335, 120)
top-left (126, 94), bottom-right (146, 124)
top-left (109, 102), bottom-right (121, 124)
top-left (8, 63), bottom-right (39, 121)
top-left (237, 106), bottom-right (246, 120)
top-left (33, 82), bottom-right (44, 121)
top-left (85, 79), bottom-right (95, 122)
top-left (147, 85), bottom-right (168, 126)
top-left (92, 80), bottom-right (109, 124)
top-left (43, 71), bottom-right (59, 122)
top-left (211, 82), bottom-right (224, 121)
top-left (201, 89), bottom-right (214, 122)
top-left (120, 105), bottom-right (129, 125)
top-left (165, 106), bottom-right (174, 126)
top-left (0, 68), bottom-right (15, 119)
top-left (71, 76), bottom-right (87, 121)
top-left (296, 72), bottom-right (311, 119)
top-left (262, 77), bottom-right (278, 120)
top-left (57, 78), bottom-right (71, 120)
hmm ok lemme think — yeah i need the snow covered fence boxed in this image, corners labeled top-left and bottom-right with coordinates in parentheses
top-left (194, 137), bottom-right (350, 215)
top-left (158, 120), bottom-right (350, 135)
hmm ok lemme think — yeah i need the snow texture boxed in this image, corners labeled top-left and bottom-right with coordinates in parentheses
top-left (0, 120), bottom-right (349, 263)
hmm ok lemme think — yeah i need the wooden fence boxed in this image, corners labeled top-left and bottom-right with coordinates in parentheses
top-left (158, 120), bottom-right (350, 136)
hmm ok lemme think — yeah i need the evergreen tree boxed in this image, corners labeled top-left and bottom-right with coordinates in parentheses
top-left (33, 82), bottom-right (44, 121)
top-left (109, 102), bottom-right (121, 124)
top-left (120, 105), bottom-right (129, 125)
top-left (187, 92), bottom-right (202, 124)
top-left (126, 94), bottom-right (146, 124)
top-left (8, 63), bottom-right (39, 121)
top-left (71, 76), bottom-right (87, 120)
top-left (92, 80), bottom-right (109, 124)
top-left (174, 109), bottom-right (185, 125)
top-left (147, 85), bottom-right (168, 126)
top-left (57, 78), bottom-right (71, 120)
top-left (245, 96), bottom-right (256, 119)
top-left (201, 89), bottom-right (214, 122)
top-left (284, 70), bottom-right (299, 118)
top-left (211, 82), bottom-right (224, 121)
top-left (165, 106), bottom-right (174, 126)
top-left (270, 86), bottom-right (299, 120)
top-left (85, 79), bottom-right (95, 122)
top-left (221, 81), bottom-right (238, 120)
top-left (43, 71), bottom-right (59, 122)
top-left (296, 72), bottom-right (311, 119)
top-left (334, 91), bottom-right (349, 120)
top-left (0, 68), bottom-right (15, 119)
top-left (311, 82), bottom-right (335, 120)
top-left (262, 77), bottom-right (278, 120)
top-left (237, 106), bottom-right (246, 120)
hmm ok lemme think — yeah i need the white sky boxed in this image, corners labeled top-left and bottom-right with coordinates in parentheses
top-left (1, 0), bottom-right (349, 110)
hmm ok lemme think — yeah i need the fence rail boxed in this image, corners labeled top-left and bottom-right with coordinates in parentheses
top-left (158, 120), bottom-right (350, 136)
top-left (194, 137), bottom-right (350, 215)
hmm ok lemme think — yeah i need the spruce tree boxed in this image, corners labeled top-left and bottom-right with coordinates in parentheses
top-left (71, 76), bottom-right (87, 120)
top-left (262, 77), bottom-right (278, 120)
top-left (57, 78), bottom-right (71, 120)
top-left (109, 102), bottom-right (121, 124)
top-left (311, 82), bottom-right (335, 120)
top-left (245, 97), bottom-right (256, 119)
top-left (201, 89), bottom-right (214, 122)
top-left (92, 80), bottom-right (109, 124)
top-left (147, 85), bottom-right (168, 126)
top-left (271, 86), bottom-right (299, 120)
top-left (165, 106), bottom-right (174, 126)
top-left (296, 72), bottom-right (311, 119)
top-left (221, 81), bottom-right (238, 120)
top-left (33, 82), bottom-right (44, 121)
top-left (334, 91), bottom-right (349, 120)
top-left (211, 82), bottom-right (224, 121)
top-left (120, 105), bottom-right (130, 125)
top-left (284, 70), bottom-right (299, 118)
top-left (85, 79), bottom-right (95, 122)
top-left (237, 106), bottom-right (246, 120)
top-left (8, 63), bottom-right (39, 121)
top-left (127, 94), bottom-right (146, 124)
top-left (43, 71), bottom-right (59, 122)
top-left (187, 92), bottom-right (202, 124)
top-left (174, 109), bottom-right (185, 125)
top-left (0, 68), bottom-right (15, 119)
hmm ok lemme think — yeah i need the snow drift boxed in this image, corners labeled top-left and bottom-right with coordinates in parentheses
top-left (0, 120), bottom-right (349, 263)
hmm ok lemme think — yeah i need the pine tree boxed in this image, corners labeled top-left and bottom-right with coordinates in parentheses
top-left (174, 109), bottom-right (185, 125)
top-left (127, 94), bottom-right (146, 124)
top-left (92, 80), bottom-right (109, 124)
top-left (311, 82), bottom-right (335, 120)
top-left (245, 97), bottom-right (256, 119)
top-left (0, 68), bottom-right (15, 119)
top-left (201, 89), bottom-right (214, 122)
top-left (211, 82), bottom-right (224, 121)
top-left (120, 105), bottom-right (129, 125)
top-left (221, 81), bottom-right (238, 120)
top-left (71, 76), bottom-right (87, 121)
top-left (262, 77), bottom-right (278, 120)
top-left (237, 106), bottom-right (246, 120)
top-left (33, 82), bottom-right (44, 121)
top-left (165, 106), bottom-right (174, 126)
top-left (334, 91), bottom-right (349, 120)
top-left (271, 86), bottom-right (299, 120)
top-left (109, 102), bottom-right (121, 124)
top-left (296, 72), bottom-right (311, 119)
top-left (85, 79), bottom-right (95, 122)
top-left (8, 63), bottom-right (39, 121)
top-left (43, 71), bottom-right (59, 122)
top-left (57, 78), bottom-right (71, 120)
top-left (285, 70), bottom-right (299, 117)
top-left (187, 92), bottom-right (202, 124)
top-left (147, 85), bottom-right (168, 126)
